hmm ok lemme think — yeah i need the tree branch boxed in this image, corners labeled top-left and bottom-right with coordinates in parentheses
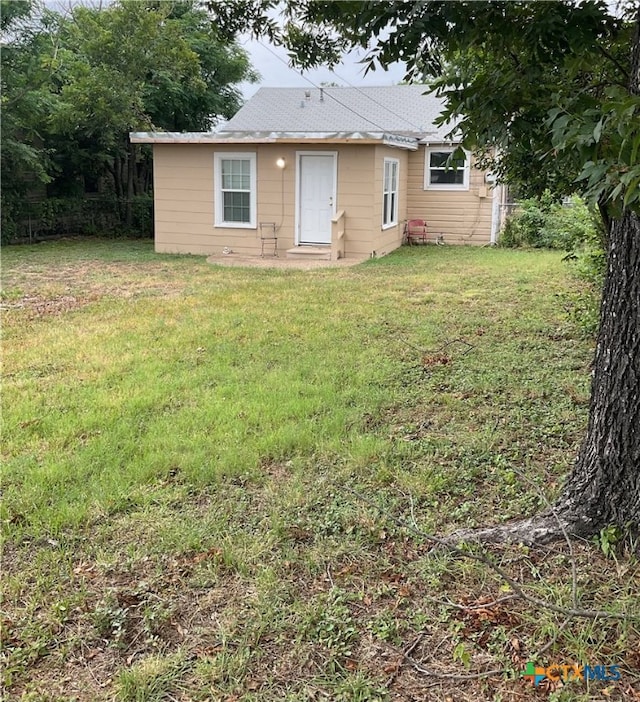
top-left (347, 487), bottom-right (636, 622)
top-left (595, 44), bottom-right (629, 84)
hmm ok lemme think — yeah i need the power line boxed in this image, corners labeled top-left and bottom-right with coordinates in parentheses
top-left (255, 39), bottom-right (395, 132)
top-left (326, 65), bottom-right (427, 133)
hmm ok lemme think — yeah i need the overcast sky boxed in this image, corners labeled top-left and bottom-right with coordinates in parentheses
top-left (44, 0), bottom-right (408, 98)
top-left (239, 38), bottom-right (408, 99)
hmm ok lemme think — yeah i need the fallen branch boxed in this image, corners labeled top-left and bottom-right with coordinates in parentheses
top-left (384, 322), bottom-right (475, 364)
top-left (347, 487), bottom-right (635, 622)
top-left (405, 655), bottom-right (505, 683)
top-left (385, 630), bottom-right (425, 687)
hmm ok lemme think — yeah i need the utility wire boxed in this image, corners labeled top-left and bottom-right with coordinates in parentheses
top-left (326, 65), bottom-right (428, 133)
top-left (255, 39), bottom-right (397, 133)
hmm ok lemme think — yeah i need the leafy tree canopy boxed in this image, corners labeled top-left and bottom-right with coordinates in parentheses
top-left (1, 0), bottom-right (258, 227)
top-left (210, 1), bottom-right (639, 217)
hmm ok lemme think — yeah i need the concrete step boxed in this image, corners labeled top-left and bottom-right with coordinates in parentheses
top-left (286, 246), bottom-right (332, 261)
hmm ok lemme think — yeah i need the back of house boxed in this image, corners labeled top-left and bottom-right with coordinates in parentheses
top-left (131, 85), bottom-right (503, 260)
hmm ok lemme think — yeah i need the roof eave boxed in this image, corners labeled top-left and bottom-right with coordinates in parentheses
top-left (129, 131), bottom-right (420, 150)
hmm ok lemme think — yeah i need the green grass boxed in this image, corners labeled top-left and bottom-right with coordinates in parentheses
top-left (1, 239), bottom-right (638, 701)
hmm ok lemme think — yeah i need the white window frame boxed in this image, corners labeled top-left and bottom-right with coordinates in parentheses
top-left (382, 157), bottom-right (399, 229)
top-left (424, 146), bottom-right (470, 191)
top-left (214, 152), bottom-right (257, 228)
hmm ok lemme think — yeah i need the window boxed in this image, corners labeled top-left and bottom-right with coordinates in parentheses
top-left (383, 158), bottom-right (399, 228)
top-left (214, 153), bottom-right (256, 227)
top-left (425, 147), bottom-right (469, 190)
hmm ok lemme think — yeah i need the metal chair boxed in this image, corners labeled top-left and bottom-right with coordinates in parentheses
top-left (259, 222), bottom-right (278, 257)
top-left (406, 219), bottom-right (428, 245)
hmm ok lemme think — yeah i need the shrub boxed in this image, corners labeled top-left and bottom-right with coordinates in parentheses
top-left (498, 191), bottom-right (600, 251)
top-left (2, 194), bottom-right (153, 243)
top-left (540, 195), bottom-right (601, 251)
top-left (499, 191), bottom-right (556, 248)
top-left (562, 210), bottom-right (606, 337)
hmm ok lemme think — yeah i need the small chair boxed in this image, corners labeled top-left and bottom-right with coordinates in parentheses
top-left (406, 219), bottom-right (428, 245)
top-left (259, 222), bottom-right (278, 257)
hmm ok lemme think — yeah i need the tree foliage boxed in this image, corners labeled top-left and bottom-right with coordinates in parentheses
top-left (1, 0), bottom-right (257, 236)
top-left (210, 0), bottom-right (639, 215)
top-left (1, 1), bottom-right (55, 197)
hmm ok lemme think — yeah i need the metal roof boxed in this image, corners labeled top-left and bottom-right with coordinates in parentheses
top-left (129, 130), bottom-right (419, 149)
top-left (129, 86), bottom-right (460, 146)
top-left (220, 85), bottom-right (457, 140)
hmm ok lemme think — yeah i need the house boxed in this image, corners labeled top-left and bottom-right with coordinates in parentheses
top-left (130, 85), bottom-right (503, 260)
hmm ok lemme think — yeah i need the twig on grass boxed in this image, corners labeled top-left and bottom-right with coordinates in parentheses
top-left (325, 563), bottom-right (335, 588)
top-left (405, 655), bottom-right (505, 682)
top-left (385, 322), bottom-right (475, 363)
top-left (347, 487), bottom-right (635, 621)
top-left (420, 593), bottom-right (520, 612)
top-left (509, 467), bottom-right (578, 610)
top-left (533, 617), bottom-right (571, 659)
top-left (385, 630), bottom-right (425, 687)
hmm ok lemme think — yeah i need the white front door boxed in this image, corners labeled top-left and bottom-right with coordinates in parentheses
top-left (298, 154), bottom-right (336, 245)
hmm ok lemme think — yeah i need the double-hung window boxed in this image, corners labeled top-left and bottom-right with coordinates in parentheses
top-left (425, 147), bottom-right (469, 190)
top-left (382, 158), bottom-right (399, 228)
top-left (214, 152), bottom-right (256, 227)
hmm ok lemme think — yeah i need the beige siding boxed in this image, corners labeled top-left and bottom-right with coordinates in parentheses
top-left (154, 144), bottom-right (298, 256)
top-left (407, 146), bottom-right (494, 245)
top-left (153, 143), bottom-right (384, 258)
top-left (370, 145), bottom-right (409, 257)
top-left (334, 145), bottom-right (376, 258)
top-left (151, 141), bottom-right (490, 258)
top-left (154, 145), bottom-right (212, 254)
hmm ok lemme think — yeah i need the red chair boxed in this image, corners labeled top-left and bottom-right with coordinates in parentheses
top-left (406, 219), bottom-right (428, 245)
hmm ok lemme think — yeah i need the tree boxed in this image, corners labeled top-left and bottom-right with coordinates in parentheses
top-left (209, 0), bottom-right (640, 544)
top-left (47, 0), bottom-right (257, 224)
top-left (0, 0), bottom-right (57, 238)
top-left (1, 0), bottom-right (257, 234)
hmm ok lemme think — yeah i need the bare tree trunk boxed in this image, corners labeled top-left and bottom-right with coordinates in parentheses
top-left (555, 210), bottom-right (640, 536)
top-left (111, 154), bottom-right (125, 222)
top-left (125, 141), bottom-right (135, 227)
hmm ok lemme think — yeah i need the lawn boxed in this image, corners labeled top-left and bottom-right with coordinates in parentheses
top-left (2, 239), bottom-right (638, 701)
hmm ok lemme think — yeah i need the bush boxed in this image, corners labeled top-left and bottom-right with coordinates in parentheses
top-left (498, 191), bottom-right (602, 251)
top-left (540, 195), bottom-right (601, 251)
top-left (1, 194), bottom-right (153, 243)
top-left (127, 194), bottom-right (154, 238)
top-left (499, 191), bottom-right (556, 248)
top-left (0, 196), bottom-right (20, 244)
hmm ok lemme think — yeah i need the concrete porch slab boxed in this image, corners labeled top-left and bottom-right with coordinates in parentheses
top-left (286, 246), bottom-right (332, 261)
top-left (206, 253), bottom-right (368, 270)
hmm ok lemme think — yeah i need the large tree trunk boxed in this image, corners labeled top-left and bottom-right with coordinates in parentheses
top-left (555, 210), bottom-right (640, 536)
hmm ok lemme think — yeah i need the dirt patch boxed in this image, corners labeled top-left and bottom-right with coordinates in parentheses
top-left (1, 294), bottom-right (87, 317)
top-left (2, 260), bottom-right (187, 318)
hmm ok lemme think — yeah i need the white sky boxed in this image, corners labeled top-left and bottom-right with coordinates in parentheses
top-left (43, 0), bottom-right (408, 98)
top-left (239, 39), bottom-right (408, 99)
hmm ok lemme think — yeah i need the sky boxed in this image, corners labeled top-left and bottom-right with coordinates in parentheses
top-left (238, 38), bottom-right (408, 99)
